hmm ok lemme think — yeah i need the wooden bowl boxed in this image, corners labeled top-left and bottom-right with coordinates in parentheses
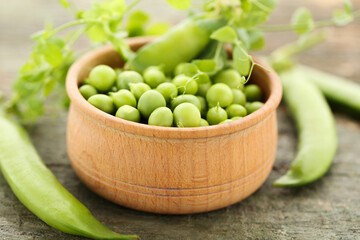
top-left (66, 37), bottom-right (282, 214)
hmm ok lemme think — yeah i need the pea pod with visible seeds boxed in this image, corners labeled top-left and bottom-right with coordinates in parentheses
top-left (299, 65), bottom-right (360, 118)
top-left (273, 67), bottom-right (338, 187)
top-left (126, 18), bottom-right (226, 74)
top-left (0, 109), bottom-right (139, 240)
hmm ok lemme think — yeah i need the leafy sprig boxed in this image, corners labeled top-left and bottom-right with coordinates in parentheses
top-left (6, 0), bottom-right (174, 124)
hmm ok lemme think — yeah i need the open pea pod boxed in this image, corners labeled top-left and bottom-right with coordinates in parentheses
top-left (127, 17), bottom-right (226, 74)
top-left (0, 109), bottom-right (138, 240)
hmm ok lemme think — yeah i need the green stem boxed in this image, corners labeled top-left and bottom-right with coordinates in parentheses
top-left (252, 0), bottom-right (272, 13)
top-left (214, 42), bottom-right (224, 61)
top-left (66, 26), bottom-right (88, 49)
top-left (271, 31), bottom-right (327, 60)
top-left (126, 0), bottom-right (142, 13)
top-left (245, 58), bottom-right (255, 84)
top-left (51, 19), bottom-right (97, 36)
top-left (259, 9), bottom-right (360, 32)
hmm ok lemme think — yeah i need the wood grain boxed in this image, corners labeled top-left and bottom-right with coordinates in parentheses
top-left (66, 38), bottom-right (282, 214)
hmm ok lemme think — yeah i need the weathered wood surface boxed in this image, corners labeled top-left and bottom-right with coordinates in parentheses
top-left (0, 0), bottom-right (359, 239)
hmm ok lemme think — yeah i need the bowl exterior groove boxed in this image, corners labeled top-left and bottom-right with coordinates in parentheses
top-left (66, 37), bottom-right (282, 214)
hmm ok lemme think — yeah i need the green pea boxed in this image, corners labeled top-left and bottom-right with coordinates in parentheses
top-left (172, 74), bottom-right (198, 95)
top-left (117, 71), bottom-right (143, 90)
top-left (246, 101), bottom-right (264, 114)
top-left (173, 103), bottom-right (201, 127)
top-left (200, 118), bottom-right (209, 127)
top-left (88, 65), bottom-right (116, 92)
top-left (110, 85), bottom-right (118, 93)
top-left (143, 66), bottom-right (166, 88)
top-left (206, 106), bottom-right (228, 125)
top-left (114, 68), bottom-right (123, 76)
top-left (138, 90), bottom-right (166, 118)
top-left (231, 116), bottom-right (242, 121)
top-left (129, 82), bottom-right (151, 100)
top-left (110, 89), bottom-right (137, 108)
top-left (79, 84), bottom-right (98, 100)
top-left (171, 95), bottom-right (201, 111)
top-left (214, 69), bottom-right (244, 90)
top-left (226, 104), bottom-right (247, 118)
top-left (231, 89), bottom-right (246, 106)
top-left (88, 94), bottom-right (115, 114)
top-left (219, 119), bottom-right (233, 124)
top-left (115, 105), bottom-right (140, 123)
top-left (148, 107), bottom-right (173, 127)
top-left (206, 83), bottom-right (233, 108)
top-left (174, 62), bottom-right (188, 76)
top-left (156, 82), bottom-right (178, 103)
top-left (196, 96), bottom-right (208, 118)
top-left (196, 82), bottom-right (212, 98)
top-left (244, 84), bottom-right (263, 102)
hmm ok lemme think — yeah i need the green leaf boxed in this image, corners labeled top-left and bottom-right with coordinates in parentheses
top-left (332, 9), bottom-right (354, 26)
top-left (291, 8), bottom-right (314, 35)
top-left (166, 0), bottom-right (191, 10)
top-left (58, 0), bottom-right (70, 9)
top-left (111, 38), bottom-right (135, 61)
top-left (192, 59), bottom-right (217, 73)
top-left (126, 10), bottom-right (149, 37)
top-left (44, 78), bottom-right (55, 97)
top-left (233, 45), bottom-right (251, 76)
top-left (180, 63), bottom-right (199, 77)
top-left (247, 29), bottom-right (265, 50)
top-left (146, 22), bottom-right (171, 36)
top-left (210, 26), bottom-right (238, 43)
top-left (343, 0), bottom-right (352, 14)
top-left (236, 29), bottom-right (250, 49)
top-left (39, 43), bottom-right (63, 67)
top-left (86, 24), bottom-right (108, 42)
top-left (194, 73), bottom-right (210, 84)
top-left (240, 0), bottom-right (252, 12)
top-left (240, 76), bottom-right (247, 84)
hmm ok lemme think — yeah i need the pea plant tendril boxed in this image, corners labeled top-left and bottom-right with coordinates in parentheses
top-left (3, 0), bottom-right (359, 125)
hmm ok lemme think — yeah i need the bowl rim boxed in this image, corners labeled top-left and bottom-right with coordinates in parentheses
top-left (66, 37), bottom-right (282, 139)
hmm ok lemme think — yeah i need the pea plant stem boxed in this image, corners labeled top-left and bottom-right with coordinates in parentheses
top-left (259, 9), bottom-right (360, 32)
top-left (51, 20), bottom-right (88, 36)
top-left (271, 31), bottom-right (327, 61)
top-left (126, 0), bottom-right (143, 13)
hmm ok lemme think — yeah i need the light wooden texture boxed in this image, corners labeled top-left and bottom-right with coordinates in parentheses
top-left (66, 38), bottom-right (282, 214)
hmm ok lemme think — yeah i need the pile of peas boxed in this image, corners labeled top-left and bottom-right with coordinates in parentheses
top-left (79, 63), bottom-right (264, 127)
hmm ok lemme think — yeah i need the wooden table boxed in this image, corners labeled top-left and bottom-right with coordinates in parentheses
top-left (1, 1), bottom-right (359, 239)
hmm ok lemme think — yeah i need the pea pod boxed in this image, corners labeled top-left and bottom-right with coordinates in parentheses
top-left (299, 65), bottom-right (360, 118)
top-left (0, 109), bottom-right (138, 240)
top-left (273, 67), bottom-right (338, 187)
top-left (126, 18), bottom-right (226, 74)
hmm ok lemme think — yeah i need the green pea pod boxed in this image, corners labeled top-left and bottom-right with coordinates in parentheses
top-left (273, 67), bottom-right (338, 187)
top-left (126, 18), bottom-right (226, 75)
top-left (0, 110), bottom-right (139, 240)
top-left (298, 65), bottom-right (360, 118)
